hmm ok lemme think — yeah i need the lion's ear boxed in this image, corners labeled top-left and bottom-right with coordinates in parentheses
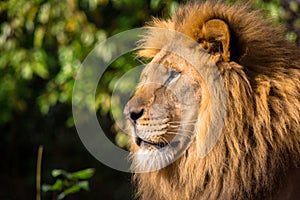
top-left (199, 19), bottom-right (230, 62)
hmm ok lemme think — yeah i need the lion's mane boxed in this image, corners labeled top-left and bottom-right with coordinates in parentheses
top-left (133, 1), bottom-right (300, 199)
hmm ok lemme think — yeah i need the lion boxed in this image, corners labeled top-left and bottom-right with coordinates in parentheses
top-left (124, 1), bottom-right (300, 200)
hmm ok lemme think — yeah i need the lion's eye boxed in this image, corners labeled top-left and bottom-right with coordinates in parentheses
top-left (166, 70), bottom-right (181, 85)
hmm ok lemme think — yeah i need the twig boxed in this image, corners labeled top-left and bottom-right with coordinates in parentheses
top-left (36, 145), bottom-right (44, 200)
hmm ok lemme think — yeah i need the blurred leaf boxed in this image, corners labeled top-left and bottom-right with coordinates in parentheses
top-left (77, 181), bottom-right (90, 191)
top-left (71, 168), bottom-right (95, 180)
top-left (33, 62), bottom-right (48, 79)
top-left (169, 1), bottom-right (179, 15)
top-left (41, 179), bottom-right (64, 192)
top-left (41, 184), bottom-right (51, 192)
top-left (49, 179), bottom-right (64, 191)
top-left (38, 3), bottom-right (50, 24)
top-left (57, 193), bottom-right (66, 200)
top-left (150, 0), bottom-right (161, 10)
top-left (34, 26), bottom-right (45, 48)
top-left (52, 169), bottom-right (68, 178)
top-left (286, 31), bottom-right (298, 43)
top-left (44, 168), bottom-right (95, 199)
top-left (58, 185), bottom-right (80, 199)
top-left (21, 62), bottom-right (33, 80)
top-left (289, 1), bottom-right (299, 13)
top-left (115, 132), bottom-right (129, 148)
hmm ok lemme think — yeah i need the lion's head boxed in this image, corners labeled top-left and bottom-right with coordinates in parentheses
top-left (124, 1), bottom-right (300, 200)
top-left (124, 50), bottom-right (201, 171)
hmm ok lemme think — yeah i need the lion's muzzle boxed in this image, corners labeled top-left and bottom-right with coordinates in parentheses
top-left (124, 83), bottom-right (181, 151)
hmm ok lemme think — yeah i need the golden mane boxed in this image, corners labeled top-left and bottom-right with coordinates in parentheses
top-left (133, 1), bottom-right (300, 199)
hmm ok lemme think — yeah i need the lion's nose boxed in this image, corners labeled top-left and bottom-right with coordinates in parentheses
top-left (125, 97), bottom-right (145, 122)
top-left (130, 108), bottom-right (144, 121)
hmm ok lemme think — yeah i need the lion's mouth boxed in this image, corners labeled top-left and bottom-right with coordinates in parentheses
top-left (135, 136), bottom-right (180, 150)
top-left (135, 137), bottom-right (168, 149)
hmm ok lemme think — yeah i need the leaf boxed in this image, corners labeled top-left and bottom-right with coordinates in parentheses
top-left (41, 184), bottom-right (52, 192)
top-left (77, 181), bottom-right (90, 191)
top-left (38, 3), bottom-right (50, 24)
top-left (62, 184), bottom-right (81, 197)
top-left (34, 26), bottom-right (45, 48)
top-left (21, 62), bottom-right (33, 80)
top-left (57, 193), bottom-right (65, 200)
top-left (32, 50), bottom-right (49, 79)
top-left (150, 0), bottom-right (161, 10)
top-left (115, 132), bottom-right (129, 148)
top-left (70, 168), bottom-right (95, 180)
top-left (49, 179), bottom-right (64, 191)
top-left (42, 179), bottom-right (64, 192)
top-left (52, 169), bottom-right (68, 178)
top-left (33, 62), bottom-right (48, 79)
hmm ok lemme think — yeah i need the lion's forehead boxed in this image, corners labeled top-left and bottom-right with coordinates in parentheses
top-left (148, 51), bottom-right (186, 72)
top-left (146, 47), bottom-right (212, 78)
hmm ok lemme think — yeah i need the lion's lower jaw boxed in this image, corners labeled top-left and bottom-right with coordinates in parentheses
top-left (130, 146), bottom-right (177, 172)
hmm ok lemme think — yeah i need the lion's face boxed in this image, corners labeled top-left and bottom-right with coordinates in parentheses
top-left (123, 18), bottom-right (232, 172)
top-left (124, 47), bottom-right (209, 172)
top-left (124, 19), bottom-right (231, 172)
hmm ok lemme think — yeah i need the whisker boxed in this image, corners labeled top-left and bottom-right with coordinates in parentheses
top-left (169, 122), bottom-right (195, 126)
top-left (167, 131), bottom-right (194, 136)
top-left (167, 130), bottom-right (195, 136)
top-left (167, 132), bottom-right (191, 136)
top-left (136, 58), bottom-right (148, 65)
top-left (168, 121), bottom-right (197, 124)
top-left (173, 128), bottom-right (195, 133)
top-left (160, 137), bottom-right (171, 146)
top-left (152, 131), bottom-right (190, 138)
top-left (169, 124), bottom-right (195, 129)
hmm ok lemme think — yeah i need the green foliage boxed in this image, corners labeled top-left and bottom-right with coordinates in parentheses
top-left (42, 168), bottom-right (95, 200)
top-left (247, 0), bottom-right (299, 42)
top-left (0, 0), bottom-right (103, 124)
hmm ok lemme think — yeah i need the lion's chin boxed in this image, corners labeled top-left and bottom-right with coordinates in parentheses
top-left (130, 141), bottom-right (185, 172)
top-left (131, 147), bottom-right (175, 172)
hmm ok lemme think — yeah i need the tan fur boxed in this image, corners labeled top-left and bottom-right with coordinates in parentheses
top-left (131, 1), bottom-right (300, 199)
